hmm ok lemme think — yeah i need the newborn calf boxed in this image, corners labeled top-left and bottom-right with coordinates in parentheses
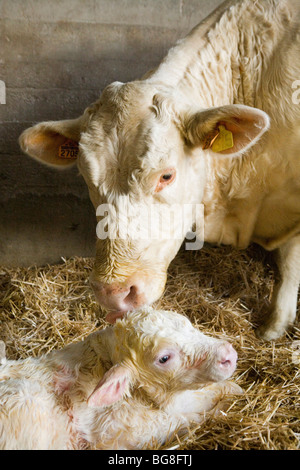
top-left (0, 307), bottom-right (242, 449)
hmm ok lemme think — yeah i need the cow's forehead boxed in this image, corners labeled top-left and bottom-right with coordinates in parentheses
top-left (96, 81), bottom-right (156, 130)
top-left (79, 84), bottom-right (182, 194)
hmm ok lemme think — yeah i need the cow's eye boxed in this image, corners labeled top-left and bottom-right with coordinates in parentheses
top-left (159, 355), bottom-right (170, 364)
top-left (155, 168), bottom-right (176, 192)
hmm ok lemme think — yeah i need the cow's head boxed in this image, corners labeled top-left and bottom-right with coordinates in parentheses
top-left (20, 80), bottom-right (269, 321)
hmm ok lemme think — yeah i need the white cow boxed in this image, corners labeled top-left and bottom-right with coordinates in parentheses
top-left (0, 308), bottom-right (241, 450)
top-left (20, 0), bottom-right (300, 340)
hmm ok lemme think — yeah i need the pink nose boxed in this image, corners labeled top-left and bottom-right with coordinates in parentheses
top-left (90, 279), bottom-right (146, 321)
top-left (217, 342), bottom-right (237, 373)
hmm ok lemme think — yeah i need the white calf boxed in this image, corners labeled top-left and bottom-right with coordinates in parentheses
top-left (0, 307), bottom-right (242, 450)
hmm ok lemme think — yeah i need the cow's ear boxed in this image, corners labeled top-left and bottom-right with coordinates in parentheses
top-left (19, 117), bottom-right (83, 169)
top-left (183, 104), bottom-right (270, 156)
top-left (87, 364), bottom-right (134, 408)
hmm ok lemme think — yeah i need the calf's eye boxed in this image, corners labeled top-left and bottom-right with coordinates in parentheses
top-left (159, 355), bottom-right (170, 364)
top-left (162, 173), bottom-right (172, 181)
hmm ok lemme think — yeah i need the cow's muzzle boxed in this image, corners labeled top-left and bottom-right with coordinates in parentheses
top-left (90, 278), bottom-right (147, 323)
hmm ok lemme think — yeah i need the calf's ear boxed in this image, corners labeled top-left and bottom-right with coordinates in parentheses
top-left (183, 104), bottom-right (270, 157)
top-left (19, 117), bottom-right (83, 169)
top-left (87, 364), bottom-right (134, 408)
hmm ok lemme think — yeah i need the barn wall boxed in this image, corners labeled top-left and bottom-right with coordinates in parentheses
top-left (0, 0), bottom-right (224, 266)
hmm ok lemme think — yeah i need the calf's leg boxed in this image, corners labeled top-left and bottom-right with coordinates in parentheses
top-left (164, 381), bottom-right (243, 426)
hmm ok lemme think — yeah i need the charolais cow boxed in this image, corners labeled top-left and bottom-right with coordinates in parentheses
top-left (0, 308), bottom-right (242, 450)
top-left (19, 0), bottom-right (300, 340)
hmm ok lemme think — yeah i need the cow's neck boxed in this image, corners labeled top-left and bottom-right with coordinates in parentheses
top-left (148, 0), bottom-right (275, 110)
top-left (149, 1), bottom-right (238, 90)
top-left (148, 0), bottom-right (298, 249)
top-left (149, 0), bottom-right (246, 108)
top-left (147, 0), bottom-right (273, 249)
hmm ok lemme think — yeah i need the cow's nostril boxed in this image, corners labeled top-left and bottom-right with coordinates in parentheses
top-left (90, 278), bottom-right (145, 312)
top-left (124, 285), bottom-right (138, 305)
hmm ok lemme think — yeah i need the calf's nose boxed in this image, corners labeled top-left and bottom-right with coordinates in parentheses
top-left (217, 342), bottom-right (237, 372)
top-left (90, 279), bottom-right (146, 322)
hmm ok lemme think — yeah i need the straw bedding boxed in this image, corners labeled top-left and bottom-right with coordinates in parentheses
top-left (0, 243), bottom-right (299, 450)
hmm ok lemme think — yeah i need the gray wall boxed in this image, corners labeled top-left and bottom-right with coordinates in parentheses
top-left (0, 0), bottom-right (223, 266)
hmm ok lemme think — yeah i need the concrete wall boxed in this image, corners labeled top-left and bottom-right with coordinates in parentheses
top-left (0, 0), bottom-right (223, 266)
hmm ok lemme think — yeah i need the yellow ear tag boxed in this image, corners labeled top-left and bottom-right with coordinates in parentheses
top-left (211, 125), bottom-right (234, 153)
top-left (202, 130), bottom-right (220, 150)
top-left (58, 139), bottom-right (79, 159)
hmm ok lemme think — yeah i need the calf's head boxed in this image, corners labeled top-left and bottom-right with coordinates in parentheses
top-left (87, 307), bottom-right (239, 407)
top-left (20, 81), bottom-right (269, 320)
